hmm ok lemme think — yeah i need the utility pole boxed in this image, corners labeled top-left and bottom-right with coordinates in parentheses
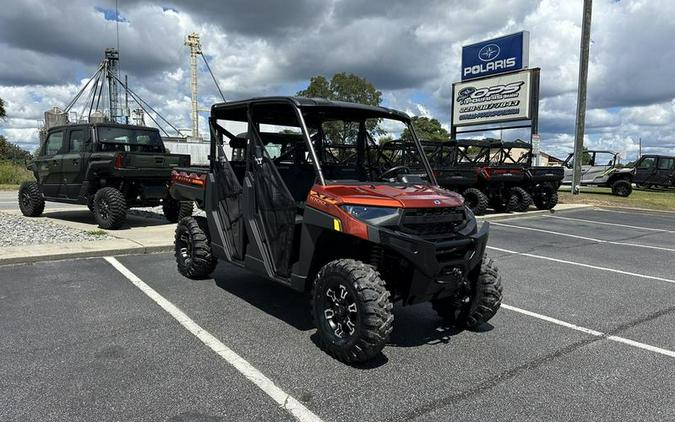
top-left (638, 137), bottom-right (642, 159)
top-left (571, 0), bottom-right (593, 195)
top-left (185, 33), bottom-right (202, 140)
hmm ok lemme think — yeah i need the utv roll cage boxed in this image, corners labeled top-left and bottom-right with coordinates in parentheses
top-left (207, 96), bottom-right (437, 188)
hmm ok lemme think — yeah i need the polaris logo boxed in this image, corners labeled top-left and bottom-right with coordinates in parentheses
top-left (479, 44), bottom-right (500, 61)
top-left (464, 57), bottom-right (517, 78)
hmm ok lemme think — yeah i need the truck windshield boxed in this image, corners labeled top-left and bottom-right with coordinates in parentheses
top-left (97, 127), bottom-right (165, 153)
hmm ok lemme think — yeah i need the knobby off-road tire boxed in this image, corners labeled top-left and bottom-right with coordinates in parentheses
top-left (511, 186), bottom-right (533, 212)
top-left (533, 184), bottom-right (559, 210)
top-left (611, 179), bottom-right (632, 197)
top-left (432, 257), bottom-right (503, 329)
top-left (18, 181), bottom-right (45, 217)
top-left (311, 259), bottom-right (394, 364)
top-left (162, 197), bottom-right (194, 223)
top-left (175, 216), bottom-right (216, 279)
top-left (491, 193), bottom-right (519, 213)
top-left (93, 187), bottom-right (127, 229)
top-left (462, 188), bottom-right (489, 216)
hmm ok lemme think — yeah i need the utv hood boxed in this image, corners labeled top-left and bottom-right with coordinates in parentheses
top-left (316, 184), bottom-right (464, 208)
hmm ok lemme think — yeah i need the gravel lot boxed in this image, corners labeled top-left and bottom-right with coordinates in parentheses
top-left (0, 211), bottom-right (112, 246)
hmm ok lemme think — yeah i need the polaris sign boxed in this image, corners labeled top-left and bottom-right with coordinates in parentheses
top-left (452, 69), bottom-right (534, 126)
top-left (462, 31), bottom-right (529, 81)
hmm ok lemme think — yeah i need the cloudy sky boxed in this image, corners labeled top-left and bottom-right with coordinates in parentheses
top-left (1, 0), bottom-right (674, 160)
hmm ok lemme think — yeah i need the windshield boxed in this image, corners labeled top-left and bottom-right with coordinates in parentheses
top-left (302, 112), bottom-right (432, 184)
top-left (97, 127), bottom-right (165, 153)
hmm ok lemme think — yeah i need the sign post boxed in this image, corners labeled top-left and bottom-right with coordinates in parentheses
top-left (572, 0), bottom-right (593, 195)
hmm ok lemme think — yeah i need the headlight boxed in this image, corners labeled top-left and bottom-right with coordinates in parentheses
top-left (341, 205), bottom-right (400, 225)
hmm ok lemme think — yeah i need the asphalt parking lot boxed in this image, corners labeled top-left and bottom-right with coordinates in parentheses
top-left (1, 207), bottom-right (673, 421)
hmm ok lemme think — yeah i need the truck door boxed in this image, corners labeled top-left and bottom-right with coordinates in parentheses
top-left (245, 103), bottom-right (299, 278)
top-left (61, 128), bottom-right (90, 198)
top-left (34, 130), bottom-right (65, 197)
top-left (634, 156), bottom-right (657, 185)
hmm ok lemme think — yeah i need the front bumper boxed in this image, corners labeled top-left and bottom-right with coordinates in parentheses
top-left (369, 221), bottom-right (489, 305)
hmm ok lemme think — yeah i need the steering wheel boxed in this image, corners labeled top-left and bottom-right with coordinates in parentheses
top-left (380, 165), bottom-right (411, 180)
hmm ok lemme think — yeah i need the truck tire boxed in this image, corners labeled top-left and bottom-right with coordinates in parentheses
top-left (162, 197), bottom-right (194, 223)
top-left (18, 181), bottom-right (45, 217)
top-left (93, 187), bottom-right (127, 229)
top-left (311, 259), bottom-right (393, 364)
top-left (533, 184), bottom-right (559, 210)
top-left (491, 194), bottom-right (519, 213)
top-left (511, 186), bottom-right (533, 212)
top-left (462, 188), bottom-right (488, 215)
top-left (175, 216), bottom-right (216, 279)
top-left (611, 179), bottom-right (632, 197)
top-left (431, 257), bottom-right (502, 329)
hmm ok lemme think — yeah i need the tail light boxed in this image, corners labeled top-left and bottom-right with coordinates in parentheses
top-left (171, 170), bottom-right (207, 188)
top-left (114, 152), bottom-right (125, 169)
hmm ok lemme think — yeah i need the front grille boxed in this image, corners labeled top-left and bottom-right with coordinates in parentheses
top-left (399, 207), bottom-right (466, 240)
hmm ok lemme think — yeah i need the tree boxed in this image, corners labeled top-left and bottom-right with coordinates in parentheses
top-left (0, 97), bottom-right (5, 120)
top-left (401, 116), bottom-right (449, 142)
top-left (0, 136), bottom-right (32, 163)
top-left (297, 73), bottom-right (382, 107)
top-left (297, 73), bottom-right (384, 145)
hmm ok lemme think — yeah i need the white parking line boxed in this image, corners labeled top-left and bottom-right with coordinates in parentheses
top-left (104, 257), bottom-right (323, 422)
top-left (502, 304), bottom-right (675, 358)
top-left (550, 215), bottom-right (675, 234)
top-left (487, 246), bottom-right (675, 285)
top-left (492, 222), bottom-right (675, 253)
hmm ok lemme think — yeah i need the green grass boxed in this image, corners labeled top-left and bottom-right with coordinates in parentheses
top-left (559, 186), bottom-right (675, 211)
top-left (0, 161), bottom-right (33, 187)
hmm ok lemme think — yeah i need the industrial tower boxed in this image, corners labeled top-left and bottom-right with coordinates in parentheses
top-left (185, 33), bottom-right (202, 140)
top-left (105, 48), bottom-right (120, 122)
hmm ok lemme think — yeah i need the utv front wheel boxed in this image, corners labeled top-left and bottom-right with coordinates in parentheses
top-left (312, 259), bottom-right (393, 364)
top-left (462, 188), bottom-right (488, 215)
top-left (611, 179), bottom-right (632, 197)
top-left (175, 216), bottom-right (216, 279)
top-left (162, 197), bottom-right (194, 223)
top-left (93, 187), bottom-right (127, 229)
top-left (432, 257), bottom-right (503, 329)
top-left (18, 181), bottom-right (45, 217)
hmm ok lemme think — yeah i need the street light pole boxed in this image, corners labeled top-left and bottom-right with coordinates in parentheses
top-left (572, 0), bottom-right (593, 195)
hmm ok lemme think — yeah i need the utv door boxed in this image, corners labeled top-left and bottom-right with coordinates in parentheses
top-left (35, 130), bottom-right (66, 197)
top-left (655, 157), bottom-right (675, 187)
top-left (246, 103), bottom-right (299, 278)
top-left (634, 156), bottom-right (657, 185)
top-left (582, 152), bottom-right (615, 183)
top-left (61, 128), bottom-right (90, 198)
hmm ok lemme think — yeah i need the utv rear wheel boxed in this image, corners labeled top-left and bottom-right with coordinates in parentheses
top-left (162, 197), bottom-right (194, 223)
top-left (18, 181), bottom-right (45, 217)
top-left (175, 216), bottom-right (216, 279)
top-left (491, 194), bottom-right (519, 213)
top-left (511, 186), bottom-right (533, 212)
top-left (311, 259), bottom-right (393, 364)
top-left (432, 257), bottom-right (502, 329)
top-left (93, 187), bottom-right (127, 229)
top-left (462, 188), bottom-right (488, 215)
top-left (611, 179), bottom-right (632, 197)
top-left (533, 184), bottom-right (559, 210)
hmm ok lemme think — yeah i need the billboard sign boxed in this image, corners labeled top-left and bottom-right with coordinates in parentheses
top-left (452, 69), bottom-right (534, 127)
top-left (462, 31), bottom-right (529, 80)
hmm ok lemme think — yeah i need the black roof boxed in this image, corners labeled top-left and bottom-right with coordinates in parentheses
top-left (211, 96), bottom-right (410, 121)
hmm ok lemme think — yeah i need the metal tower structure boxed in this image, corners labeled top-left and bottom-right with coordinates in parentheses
top-left (105, 48), bottom-right (120, 122)
top-left (185, 33), bottom-right (202, 140)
